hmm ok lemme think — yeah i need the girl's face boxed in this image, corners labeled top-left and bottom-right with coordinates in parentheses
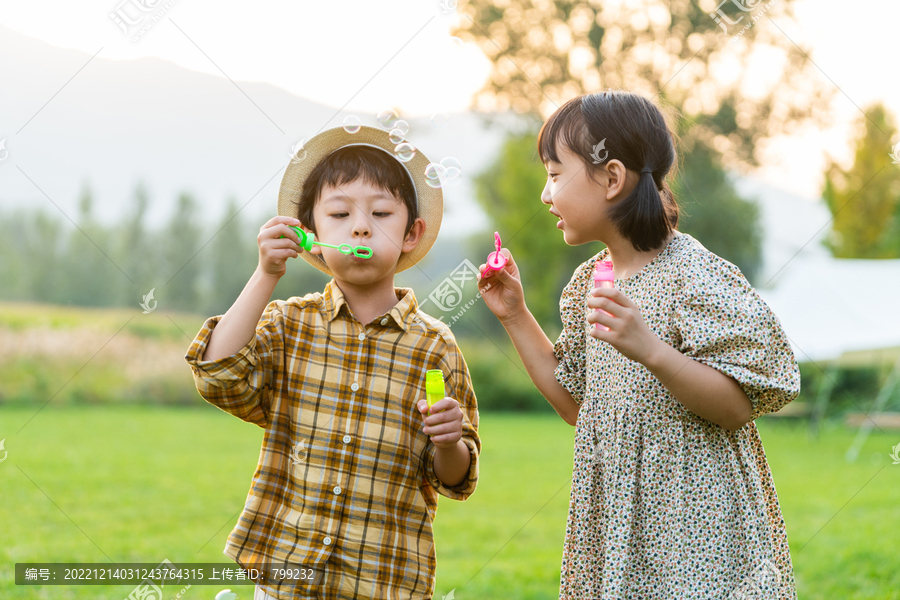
top-left (541, 143), bottom-right (636, 246)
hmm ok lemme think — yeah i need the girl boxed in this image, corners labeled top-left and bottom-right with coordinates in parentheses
top-left (477, 91), bottom-right (800, 599)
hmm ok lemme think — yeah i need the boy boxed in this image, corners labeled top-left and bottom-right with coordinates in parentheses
top-left (184, 126), bottom-right (480, 600)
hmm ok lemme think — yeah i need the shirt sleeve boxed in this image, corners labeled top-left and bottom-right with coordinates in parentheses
top-left (423, 333), bottom-right (480, 501)
top-left (673, 258), bottom-right (801, 420)
top-left (184, 300), bottom-right (286, 428)
top-left (553, 261), bottom-right (593, 406)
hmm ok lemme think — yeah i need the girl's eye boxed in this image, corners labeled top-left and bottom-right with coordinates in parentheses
top-left (547, 173), bottom-right (558, 179)
top-left (331, 213), bottom-right (349, 218)
top-left (373, 212), bottom-right (390, 217)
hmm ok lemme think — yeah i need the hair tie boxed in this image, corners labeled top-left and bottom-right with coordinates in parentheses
top-left (641, 167), bottom-right (653, 175)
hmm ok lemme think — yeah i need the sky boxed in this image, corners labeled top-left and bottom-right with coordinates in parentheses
top-left (1, 0), bottom-right (898, 200)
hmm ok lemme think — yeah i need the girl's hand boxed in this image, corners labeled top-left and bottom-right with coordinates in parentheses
top-left (416, 398), bottom-right (464, 449)
top-left (257, 216), bottom-right (303, 278)
top-left (476, 249), bottom-right (526, 325)
top-left (587, 287), bottom-right (663, 365)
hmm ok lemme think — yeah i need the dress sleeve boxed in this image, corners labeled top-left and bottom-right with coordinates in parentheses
top-left (184, 300), bottom-right (286, 428)
top-left (553, 262), bottom-right (592, 406)
top-left (423, 331), bottom-right (480, 501)
top-left (673, 259), bottom-right (800, 420)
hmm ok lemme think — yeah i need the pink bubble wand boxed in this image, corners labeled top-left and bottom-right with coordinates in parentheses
top-left (480, 231), bottom-right (508, 278)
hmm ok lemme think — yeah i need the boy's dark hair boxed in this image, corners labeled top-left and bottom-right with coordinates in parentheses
top-left (537, 91), bottom-right (680, 252)
top-left (294, 145), bottom-right (418, 234)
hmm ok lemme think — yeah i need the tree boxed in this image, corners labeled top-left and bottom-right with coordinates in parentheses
top-left (454, 0), bottom-right (832, 167)
top-left (115, 182), bottom-right (157, 307)
top-left (672, 123), bottom-right (762, 281)
top-left (204, 198), bottom-right (257, 315)
top-left (62, 183), bottom-right (121, 306)
top-left (822, 103), bottom-right (900, 258)
top-left (162, 192), bottom-right (202, 311)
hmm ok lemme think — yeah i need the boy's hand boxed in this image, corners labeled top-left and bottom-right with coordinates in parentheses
top-left (416, 398), bottom-right (464, 449)
top-left (476, 249), bottom-right (527, 326)
top-left (258, 216), bottom-right (304, 278)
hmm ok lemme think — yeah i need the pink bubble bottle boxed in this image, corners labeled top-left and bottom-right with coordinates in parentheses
top-left (481, 231), bottom-right (508, 278)
top-left (593, 259), bottom-right (614, 331)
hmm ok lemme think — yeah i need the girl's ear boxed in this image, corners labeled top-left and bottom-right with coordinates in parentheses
top-left (604, 159), bottom-right (634, 202)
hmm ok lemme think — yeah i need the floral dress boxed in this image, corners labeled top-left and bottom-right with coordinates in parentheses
top-left (553, 232), bottom-right (800, 600)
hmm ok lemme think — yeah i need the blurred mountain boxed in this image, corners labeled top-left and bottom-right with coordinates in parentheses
top-left (0, 23), bottom-right (505, 235)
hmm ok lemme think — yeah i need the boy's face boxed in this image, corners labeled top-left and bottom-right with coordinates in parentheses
top-left (306, 178), bottom-right (426, 284)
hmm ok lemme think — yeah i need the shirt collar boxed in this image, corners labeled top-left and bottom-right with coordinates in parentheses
top-left (323, 279), bottom-right (422, 334)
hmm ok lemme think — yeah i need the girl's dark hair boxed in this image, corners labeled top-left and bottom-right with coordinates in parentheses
top-left (537, 91), bottom-right (679, 252)
top-left (294, 145), bottom-right (418, 234)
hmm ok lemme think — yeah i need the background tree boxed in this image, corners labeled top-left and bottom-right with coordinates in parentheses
top-left (115, 182), bottom-right (157, 307)
top-left (822, 103), bottom-right (900, 258)
top-left (204, 198), bottom-right (257, 315)
top-left (162, 192), bottom-right (202, 311)
top-left (62, 183), bottom-right (121, 307)
top-left (453, 0), bottom-right (832, 166)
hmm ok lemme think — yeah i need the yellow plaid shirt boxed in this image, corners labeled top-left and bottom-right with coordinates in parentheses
top-left (184, 280), bottom-right (480, 600)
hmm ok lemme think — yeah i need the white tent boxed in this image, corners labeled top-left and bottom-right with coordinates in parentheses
top-left (757, 255), bottom-right (900, 461)
top-left (732, 177), bottom-right (900, 460)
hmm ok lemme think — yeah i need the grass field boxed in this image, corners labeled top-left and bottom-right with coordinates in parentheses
top-left (1, 407), bottom-right (899, 599)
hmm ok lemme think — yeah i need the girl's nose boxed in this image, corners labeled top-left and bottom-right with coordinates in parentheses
top-left (540, 180), bottom-right (553, 204)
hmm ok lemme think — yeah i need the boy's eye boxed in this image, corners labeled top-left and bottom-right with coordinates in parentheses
top-left (547, 173), bottom-right (558, 179)
top-left (373, 212), bottom-right (390, 217)
top-left (331, 213), bottom-right (349, 218)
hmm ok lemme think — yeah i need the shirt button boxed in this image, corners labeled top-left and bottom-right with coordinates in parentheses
top-left (358, 333), bottom-right (365, 341)
top-left (323, 536), bottom-right (332, 546)
top-left (380, 318), bottom-right (388, 325)
top-left (350, 383), bottom-right (359, 392)
top-left (333, 486), bottom-right (342, 495)
top-left (342, 435), bottom-right (351, 444)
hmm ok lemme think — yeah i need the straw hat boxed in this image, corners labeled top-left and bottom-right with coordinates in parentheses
top-left (276, 125), bottom-right (443, 275)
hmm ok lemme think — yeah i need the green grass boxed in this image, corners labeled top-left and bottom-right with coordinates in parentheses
top-left (1, 408), bottom-right (899, 599)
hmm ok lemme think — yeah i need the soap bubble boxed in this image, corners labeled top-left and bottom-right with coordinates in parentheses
top-left (389, 128), bottom-right (405, 144)
top-left (431, 113), bottom-right (449, 128)
top-left (342, 115), bottom-right (361, 134)
top-left (424, 163), bottom-right (446, 189)
top-left (376, 109), bottom-right (400, 130)
top-left (392, 120), bottom-right (409, 136)
top-left (215, 590), bottom-right (239, 600)
top-left (440, 157), bottom-right (461, 171)
top-left (443, 166), bottom-right (461, 181)
top-left (394, 142), bottom-right (416, 163)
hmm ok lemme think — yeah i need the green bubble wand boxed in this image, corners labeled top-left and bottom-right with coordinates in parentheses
top-left (280, 225), bottom-right (373, 259)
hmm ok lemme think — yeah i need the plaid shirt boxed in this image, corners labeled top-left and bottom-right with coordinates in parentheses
top-left (184, 280), bottom-right (480, 600)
